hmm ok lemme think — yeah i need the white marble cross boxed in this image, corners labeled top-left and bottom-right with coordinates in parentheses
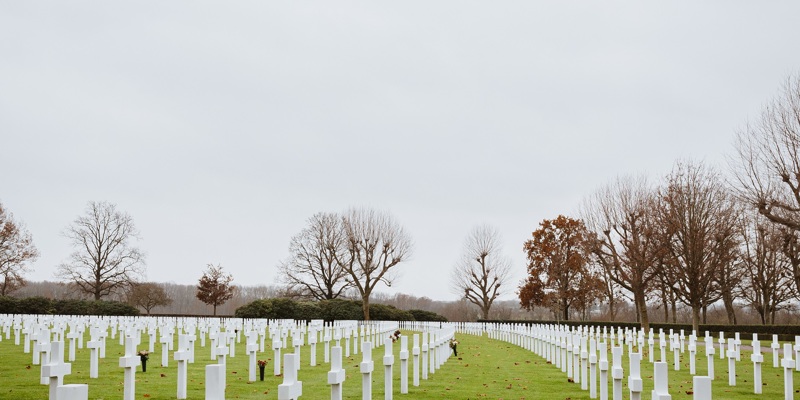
top-left (772, 334), bottom-right (780, 368)
top-left (688, 332), bottom-right (697, 375)
top-left (273, 338), bottom-right (283, 376)
top-left (651, 361), bottom-right (672, 400)
top-left (292, 332), bottom-right (303, 370)
top-left (589, 337), bottom-right (597, 398)
top-left (36, 331), bottom-right (52, 384)
top-left (383, 338), bottom-right (395, 400)
top-left (672, 335), bottom-right (680, 371)
top-left (309, 332), bottom-right (318, 367)
top-left (580, 333), bottom-right (589, 391)
top-left (399, 335), bottom-right (409, 394)
top-left (726, 338), bottom-right (736, 386)
top-left (599, 341), bottom-right (608, 400)
top-left (278, 353), bottom-right (303, 400)
top-left (628, 352), bottom-right (643, 400)
top-left (412, 334), bottom-right (420, 387)
top-left (86, 334), bottom-right (101, 379)
top-left (175, 335), bottom-right (190, 399)
top-left (324, 329), bottom-right (332, 363)
top-left (783, 343), bottom-right (795, 400)
top-left (611, 346), bottom-right (623, 400)
top-left (421, 332), bottom-right (429, 380)
top-left (66, 330), bottom-right (80, 362)
top-left (361, 341), bottom-right (375, 400)
top-left (751, 333), bottom-right (763, 394)
top-left (704, 335), bottom-right (715, 380)
top-left (246, 333), bottom-right (259, 382)
top-left (42, 341), bottom-right (71, 400)
top-left (328, 346), bottom-right (346, 400)
top-left (161, 335), bottom-right (171, 367)
top-left (119, 336), bottom-right (140, 400)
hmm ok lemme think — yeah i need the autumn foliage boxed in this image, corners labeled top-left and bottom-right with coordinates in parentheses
top-left (519, 215), bottom-right (603, 321)
top-left (196, 264), bottom-right (235, 316)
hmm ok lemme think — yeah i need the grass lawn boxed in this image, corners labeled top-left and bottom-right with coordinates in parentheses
top-left (0, 327), bottom-right (794, 399)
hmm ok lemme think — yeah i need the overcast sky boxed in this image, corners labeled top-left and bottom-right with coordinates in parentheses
top-left (3, 2), bottom-right (800, 302)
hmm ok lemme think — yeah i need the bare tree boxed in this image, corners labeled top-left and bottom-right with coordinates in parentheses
top-left (737, 213), bottom-right (797, 324)
top-left (657, 161), bottom-right (740, 332)
top-left (731, 74), bottom-right (800, 229)
top-left (196, 263), bottom-right (235, 316)
top-left (128, 282), bottom-right (172, 315)
top-left (0, 202), bottom-right (39, 296)
top-left (336, 208), bottom-right (412, 320)
top-left (278, 212), bottom-right (352, 300)
top-left (56, 201), bottom-right (145, 300)
top-left (450, 225), bottom-right (511, 320)
top-left (581, 176), bottom-right (665, 330)
top-left (731, 74), bottom-right (800, 295)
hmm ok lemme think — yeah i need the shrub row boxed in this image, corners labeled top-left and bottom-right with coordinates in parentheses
top-left (0, 296), bottom-right (140, 316)
top-left (235, 298), bottom-right (448, 322)
top-left (479, 319), bottom-right (800, 341)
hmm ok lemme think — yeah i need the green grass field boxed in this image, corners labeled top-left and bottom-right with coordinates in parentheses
top-left (0, 329), bottom-right (795, 399)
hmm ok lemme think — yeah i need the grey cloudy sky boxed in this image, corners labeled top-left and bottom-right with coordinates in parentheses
top-left (3, 2), bottom-right (800, 302)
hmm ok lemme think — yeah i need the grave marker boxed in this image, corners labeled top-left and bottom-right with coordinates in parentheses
top-left (599, 341), bottom-right (608, 400)
top-left (42, 341), bottom-right (71, 400)
top-left (328, 346), bottom-right (346, 400)
top-left (651, 361), bottom-right (671, 400)
top-left (278, 353), bottom-right (303, 400)
top-left (400, 335), bottom-right (409, 394)
top-left (628, 352), bottom-right (642, 400)
top-left (726, 338), bottom-right (736, 386)
top-left (412, 334), bottom-right (420, 387)
top-left (205, 364), bottom-right (225, 400)
top-left (751, 333), bottom-right (763, 394)
top-left (611, 346), bottom-right (623, 400)
top-left (783, 343), bottom-right (795, 400)
top-left (119, 336), bottom-right (140, 400)
top-left (693, 376), bottom-right (711, 400)
top-left (361, 342), bottom-right (375, 400)
top-left (383, 337), bottom-right (394, 399)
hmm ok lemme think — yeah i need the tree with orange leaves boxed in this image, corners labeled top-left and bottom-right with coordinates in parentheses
top-left (519, 215), bottom-right (601, 321)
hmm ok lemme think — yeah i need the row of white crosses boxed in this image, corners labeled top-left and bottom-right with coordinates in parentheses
top-left (483, 322), bottom-right (800, 400)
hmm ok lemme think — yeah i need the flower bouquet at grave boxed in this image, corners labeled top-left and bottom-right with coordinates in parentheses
top-left (390, 330), bottom-right (402, 342)
top-left (137, 350), bottom-right (149, 372)
top-left (257, 359), bottom-right (267, 381)
top-left (449, 338), bottom-right (459, 356)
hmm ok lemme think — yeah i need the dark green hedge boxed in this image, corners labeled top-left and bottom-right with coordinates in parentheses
top-left (235, 298), bottom-right (445, 322)
top-left (409, 309), bottom-right (448, 322)
top-left (478, 319), bottom-right (800, 341)
top-left (0, 296), bottom-right (139, 316)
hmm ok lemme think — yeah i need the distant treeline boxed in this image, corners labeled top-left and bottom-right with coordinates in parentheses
top-left (0, 296), bottom-right (140, 316)
top-left (235, 298), bottom-right (448, 322)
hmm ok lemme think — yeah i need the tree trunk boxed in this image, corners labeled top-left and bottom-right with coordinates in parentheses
top-left (691, 305), bottom-right (701, 334)
top-left (481, 306), bottom-right (490, 320)
top-left (702, 304), bottom-right (707, 324)
top-left (722, 292), bottom-right (737, 325)
top-left (363, 297), bottom-right (370, 321)
top-left (634, 290), bottom-right (650, 332)
top-left (670, 299), bottom-right (677, 324)
top-left (607, 296), bottom-right (616, 321)
top-left (213, 304), bottom-right (217, 316)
